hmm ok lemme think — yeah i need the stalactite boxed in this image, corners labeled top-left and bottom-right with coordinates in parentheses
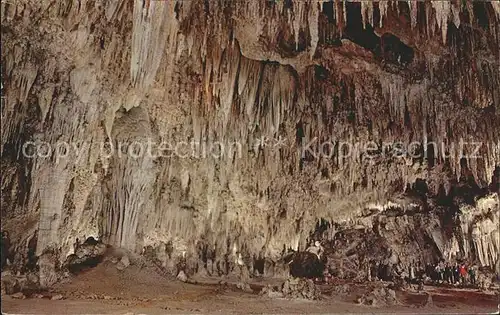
top-left (308, 1), bottom-right (320, 58)
top-left (360, 1), bottom-right (375, 29)
top-left (408, 0), bottom-right (417, 29)
top-left (460, 195), bottom-right (499, 268)
top-left (130, 0), bottom-right (177, 88)
top-left (493, 2), bottom-right (500, 21)
top-left (292, 0), bottom-right (304, 50)
top-left (378, 0), bottom-right (389, 28)
top-left (2, 0), bottom-right (499, 279)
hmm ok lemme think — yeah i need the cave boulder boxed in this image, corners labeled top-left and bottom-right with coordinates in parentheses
top-left (357, 286), bottom-right (400, 306)
top-left (176, 270), bottom-right (188, 282)
top-left (259, 284), bottom-right (284, 298)
top-left (1, 271), bottom-right (19, 294)
top-left (236, 281), bottom-right (253, 293)
top-left (116, 255), bottom-right (130, 271)
top-left (284, 251), bottom-right (325, 279)
top-left (65, 242), bottom-right (107, 273)
top-left (11, 292), bottom-right (26, 299)
top-left (281, 277), bottom-right (321, 300)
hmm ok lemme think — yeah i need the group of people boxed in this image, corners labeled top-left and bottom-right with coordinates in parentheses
top-left (403, 260), bottom-right (478, 287)
top-left (300, 242), bottom-right (483, 289)
top-left (366, 258), bottom-right (481, 289)
top-left (431, 260), bottom-right (476, 286)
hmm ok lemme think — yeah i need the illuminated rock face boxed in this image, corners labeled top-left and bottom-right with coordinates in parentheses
top-left (1, 1), bottom-right (499, 284)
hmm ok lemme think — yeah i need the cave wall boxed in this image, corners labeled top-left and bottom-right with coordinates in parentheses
top-left (1, 0), bottom-right (499, 283)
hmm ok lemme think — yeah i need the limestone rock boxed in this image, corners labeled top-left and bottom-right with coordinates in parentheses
top-left (1, 273), bottom-right (19, 295)
top-left (281, 278), bottom-right (321, 300)
top-left (38, 249), bottom-right (60, 288)
top-left (26, 273), bottom-right (39, 286)
top-left (116, 255), bottom-right (131, 271)
top-left (332, 284), bottom-right (352, 296)
top-left (176, 271), bottom-right (188, 283)
top-left (66, 242), bottom-right (107, 273)
top-left (259, 285), bottom-right (284, 298)
top-left (284, 251), bottom-right (324, 279)
top-left (236, 281), bottom-right (253, 293)
top-left (51, 294), bottom-right (64, 300)
top-left (11, 292), bottom-right (25, 299)
top-left (357, 286), bottom-right (400, 306)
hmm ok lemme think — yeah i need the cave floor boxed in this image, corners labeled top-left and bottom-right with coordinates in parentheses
top-left (2, 262), bottom-right (499, 314)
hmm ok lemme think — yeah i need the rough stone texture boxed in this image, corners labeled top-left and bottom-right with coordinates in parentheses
top-left (176, 270), bottom-right (188, 283)
top-left (282, 277), bottom-right (321, 300)
top-left (284, 250), bottom-right (325, 279)
top-left (0, 270), bottom-right (39, 295)
top-left (117, 255), bottom-right (130, 270)
top-left (357, 286), bottom-right (400, 306)
top-left (331, 283), bottom-right (352, 296)
top-left (65, 242), bottom-right (107, 272)
top-left (1, 271), bottom-right (20, 295)
top-left (51, 294), bottom-right (64, 301)
top-left (236, 281), bottom-right (253, 293)
top-left (11, 292), bottom-right (26, 299)
top-left (1, 0), bottom-right (499, 285)
top-left (259, 284), bottom-right (284, 298)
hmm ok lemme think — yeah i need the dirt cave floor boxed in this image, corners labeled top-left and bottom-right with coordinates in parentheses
top-left (2, 261), bottom-right (499, 314)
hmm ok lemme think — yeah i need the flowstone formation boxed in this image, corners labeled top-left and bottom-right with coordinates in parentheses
top-left (1, 0), bottom-right (499, 286)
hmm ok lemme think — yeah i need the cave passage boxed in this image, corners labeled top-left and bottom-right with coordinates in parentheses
top-left (342, 2), bottom-right (414, 65)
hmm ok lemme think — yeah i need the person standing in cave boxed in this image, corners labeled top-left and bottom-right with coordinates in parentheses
top-left (370, 260), bottom-right (379, 281)
top-left (13, 250), bottom-right (27, 275)
top-left (468, 266), bottom-right (476, 286)
top-left (306, 241), bottom-right (324, 260)
top-left (406, 261), bottom-right (416, 288)
top-left (444, 263), bottom-right (452, 284)
top-left (459, 263), bottom-right (467, 285)
top-left (73, 238), bottom-right (81, 253)
top-left (236, 252), bottom-right (251, 281)
top-left (367, 260), bottom-right (372, 282)
top-left (438, 260), bottom-right (445, 282)
top-left (26, 233), bottom-right (38, 272)
top-left (453, 262), bottom-right (460, 284)
top-left (375, 261), bottom-right (383, 280)
top-left (434, 263), bottom-right (442, 283)
top-left (1, 231), bottom-right (11, 270)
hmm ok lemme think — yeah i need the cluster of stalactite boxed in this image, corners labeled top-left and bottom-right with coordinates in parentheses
top-left (1, 0), bottom-right (499, 284)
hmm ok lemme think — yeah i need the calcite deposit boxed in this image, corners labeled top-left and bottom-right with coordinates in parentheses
top-left (1, 0), bottom-right (499, 286)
